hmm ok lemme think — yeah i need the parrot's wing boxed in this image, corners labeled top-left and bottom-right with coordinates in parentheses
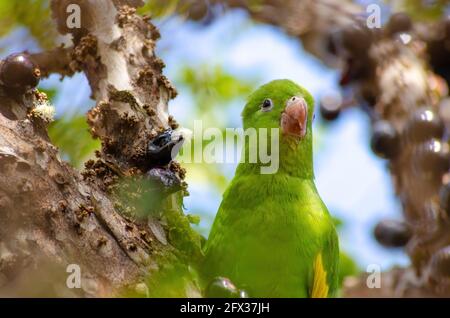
top-left (321, 227), bottom-right (340, 297)
top-left (311, 253), bottom-right (329, 298)
top-left (310, 206), bottom-right (340, 298)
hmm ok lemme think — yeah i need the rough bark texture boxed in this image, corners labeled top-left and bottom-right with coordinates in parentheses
top-left (0, 0), bottom-right (200, 297)
top-left (30, 46), bottom-right (75, 78)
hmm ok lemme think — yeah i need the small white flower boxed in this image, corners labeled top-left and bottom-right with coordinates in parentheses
top-left (32, 100), bottom-right (55, 122)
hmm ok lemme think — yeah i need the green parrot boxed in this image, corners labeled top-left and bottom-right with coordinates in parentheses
top-left (203, 79), bottom-right (339, 298)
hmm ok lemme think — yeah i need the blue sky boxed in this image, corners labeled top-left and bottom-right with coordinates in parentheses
top-left (0, 5), bottom-right (409, 271)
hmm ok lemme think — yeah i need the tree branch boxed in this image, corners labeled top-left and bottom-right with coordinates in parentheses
top-left (29, 46), bottom-right (75, 78)
top-left (0, 0), bottom-right (199, 297)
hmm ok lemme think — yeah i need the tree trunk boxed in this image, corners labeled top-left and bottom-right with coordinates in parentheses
top-left (0, 0), bottom-right (201, 297)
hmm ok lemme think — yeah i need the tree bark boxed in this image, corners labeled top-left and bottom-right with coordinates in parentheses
top-left (0, 0), bottom-right (200, 297)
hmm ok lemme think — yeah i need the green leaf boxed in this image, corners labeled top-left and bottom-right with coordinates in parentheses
top-left (178, 65), bottom-right (255, 108)
top-left (38, 87), bottom-right (57, 101)
top-left (338, 251), bottom-right (360, 286)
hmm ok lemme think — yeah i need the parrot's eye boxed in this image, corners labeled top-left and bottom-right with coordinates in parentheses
top-left (261, 98), bottom-right (273, 112)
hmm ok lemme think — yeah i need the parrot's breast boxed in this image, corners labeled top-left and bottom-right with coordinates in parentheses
top-left (203, 174), bottom-right (338, 298)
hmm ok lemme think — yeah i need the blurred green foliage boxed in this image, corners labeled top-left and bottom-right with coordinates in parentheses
top-left (339, 251), bottom-right (359, 285)
top-left (0, 0), bottom-right (56, 50)
top-left (179, 65), bottom-right (255, 114)
top-left (138, 0), bottom-right (182, 18)
top-left (175, 64), bottom-right (255, 177)
top-left (333, 216), bottom-right (360, 284)
top-left (174, 65), bottom-right (256, 234)
top-left (48, 114), bottom-right (100, 168)
top-left (388, 0), bottom-right (449, 21)
top-left (143, 262), bottom-right (201, 298)
top-left (38, 87), bottom-right (57, 101)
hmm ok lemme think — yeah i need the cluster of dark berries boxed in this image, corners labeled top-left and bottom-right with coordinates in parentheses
top-left (0, 53), bottom-right (40, 93)
top-left (372, 219), bottom-right (450, 278)
top-left (320, 19), bottom-right (376, 122)
top-left (324, 12), bottom-right (450, 277)
top-left (368, 12), bottom-right (448, 250)
top-left (320, 13), bottom-right (415, 122)
top-left (370, 107), bottom-right (448, 175)
top-left (371, 106), bottom-right (450, 249)
top-left (326, 19), bottom-right (376, 86)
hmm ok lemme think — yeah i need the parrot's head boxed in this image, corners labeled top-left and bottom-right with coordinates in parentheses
top-left (240, 79), bottom-right (315, 177)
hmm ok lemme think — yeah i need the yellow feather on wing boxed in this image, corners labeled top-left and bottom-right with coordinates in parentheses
top-left (311, 253), bottom-right (329, 298)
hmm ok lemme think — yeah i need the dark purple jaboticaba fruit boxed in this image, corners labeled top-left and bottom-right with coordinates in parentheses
top-left (405, 108), bottom-right (444, 143)
top-left (386, 12), bottom-right (412, 35)
top-left (370, 120), bottom-right (399, 159)
top-left (320, 94), bottom-right (341, 121)
top-left (0, 53), bottom-right (40, 91)
top-left (374, 219), bottom-right (412, 248)
top-left (413, 139), bottom-right (450, 175)
top-left (341, 22), bottom-right (373, 56)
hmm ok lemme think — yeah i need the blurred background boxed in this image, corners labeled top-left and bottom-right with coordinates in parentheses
top-left (3, 0), bottom-right (445, 282)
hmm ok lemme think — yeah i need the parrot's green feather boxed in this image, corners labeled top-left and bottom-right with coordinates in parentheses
top-left (203, 79), bottom-right (339, 297)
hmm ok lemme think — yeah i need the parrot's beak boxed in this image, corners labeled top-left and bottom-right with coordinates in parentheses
top-left (281, 96), bottom-right (308, 138)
